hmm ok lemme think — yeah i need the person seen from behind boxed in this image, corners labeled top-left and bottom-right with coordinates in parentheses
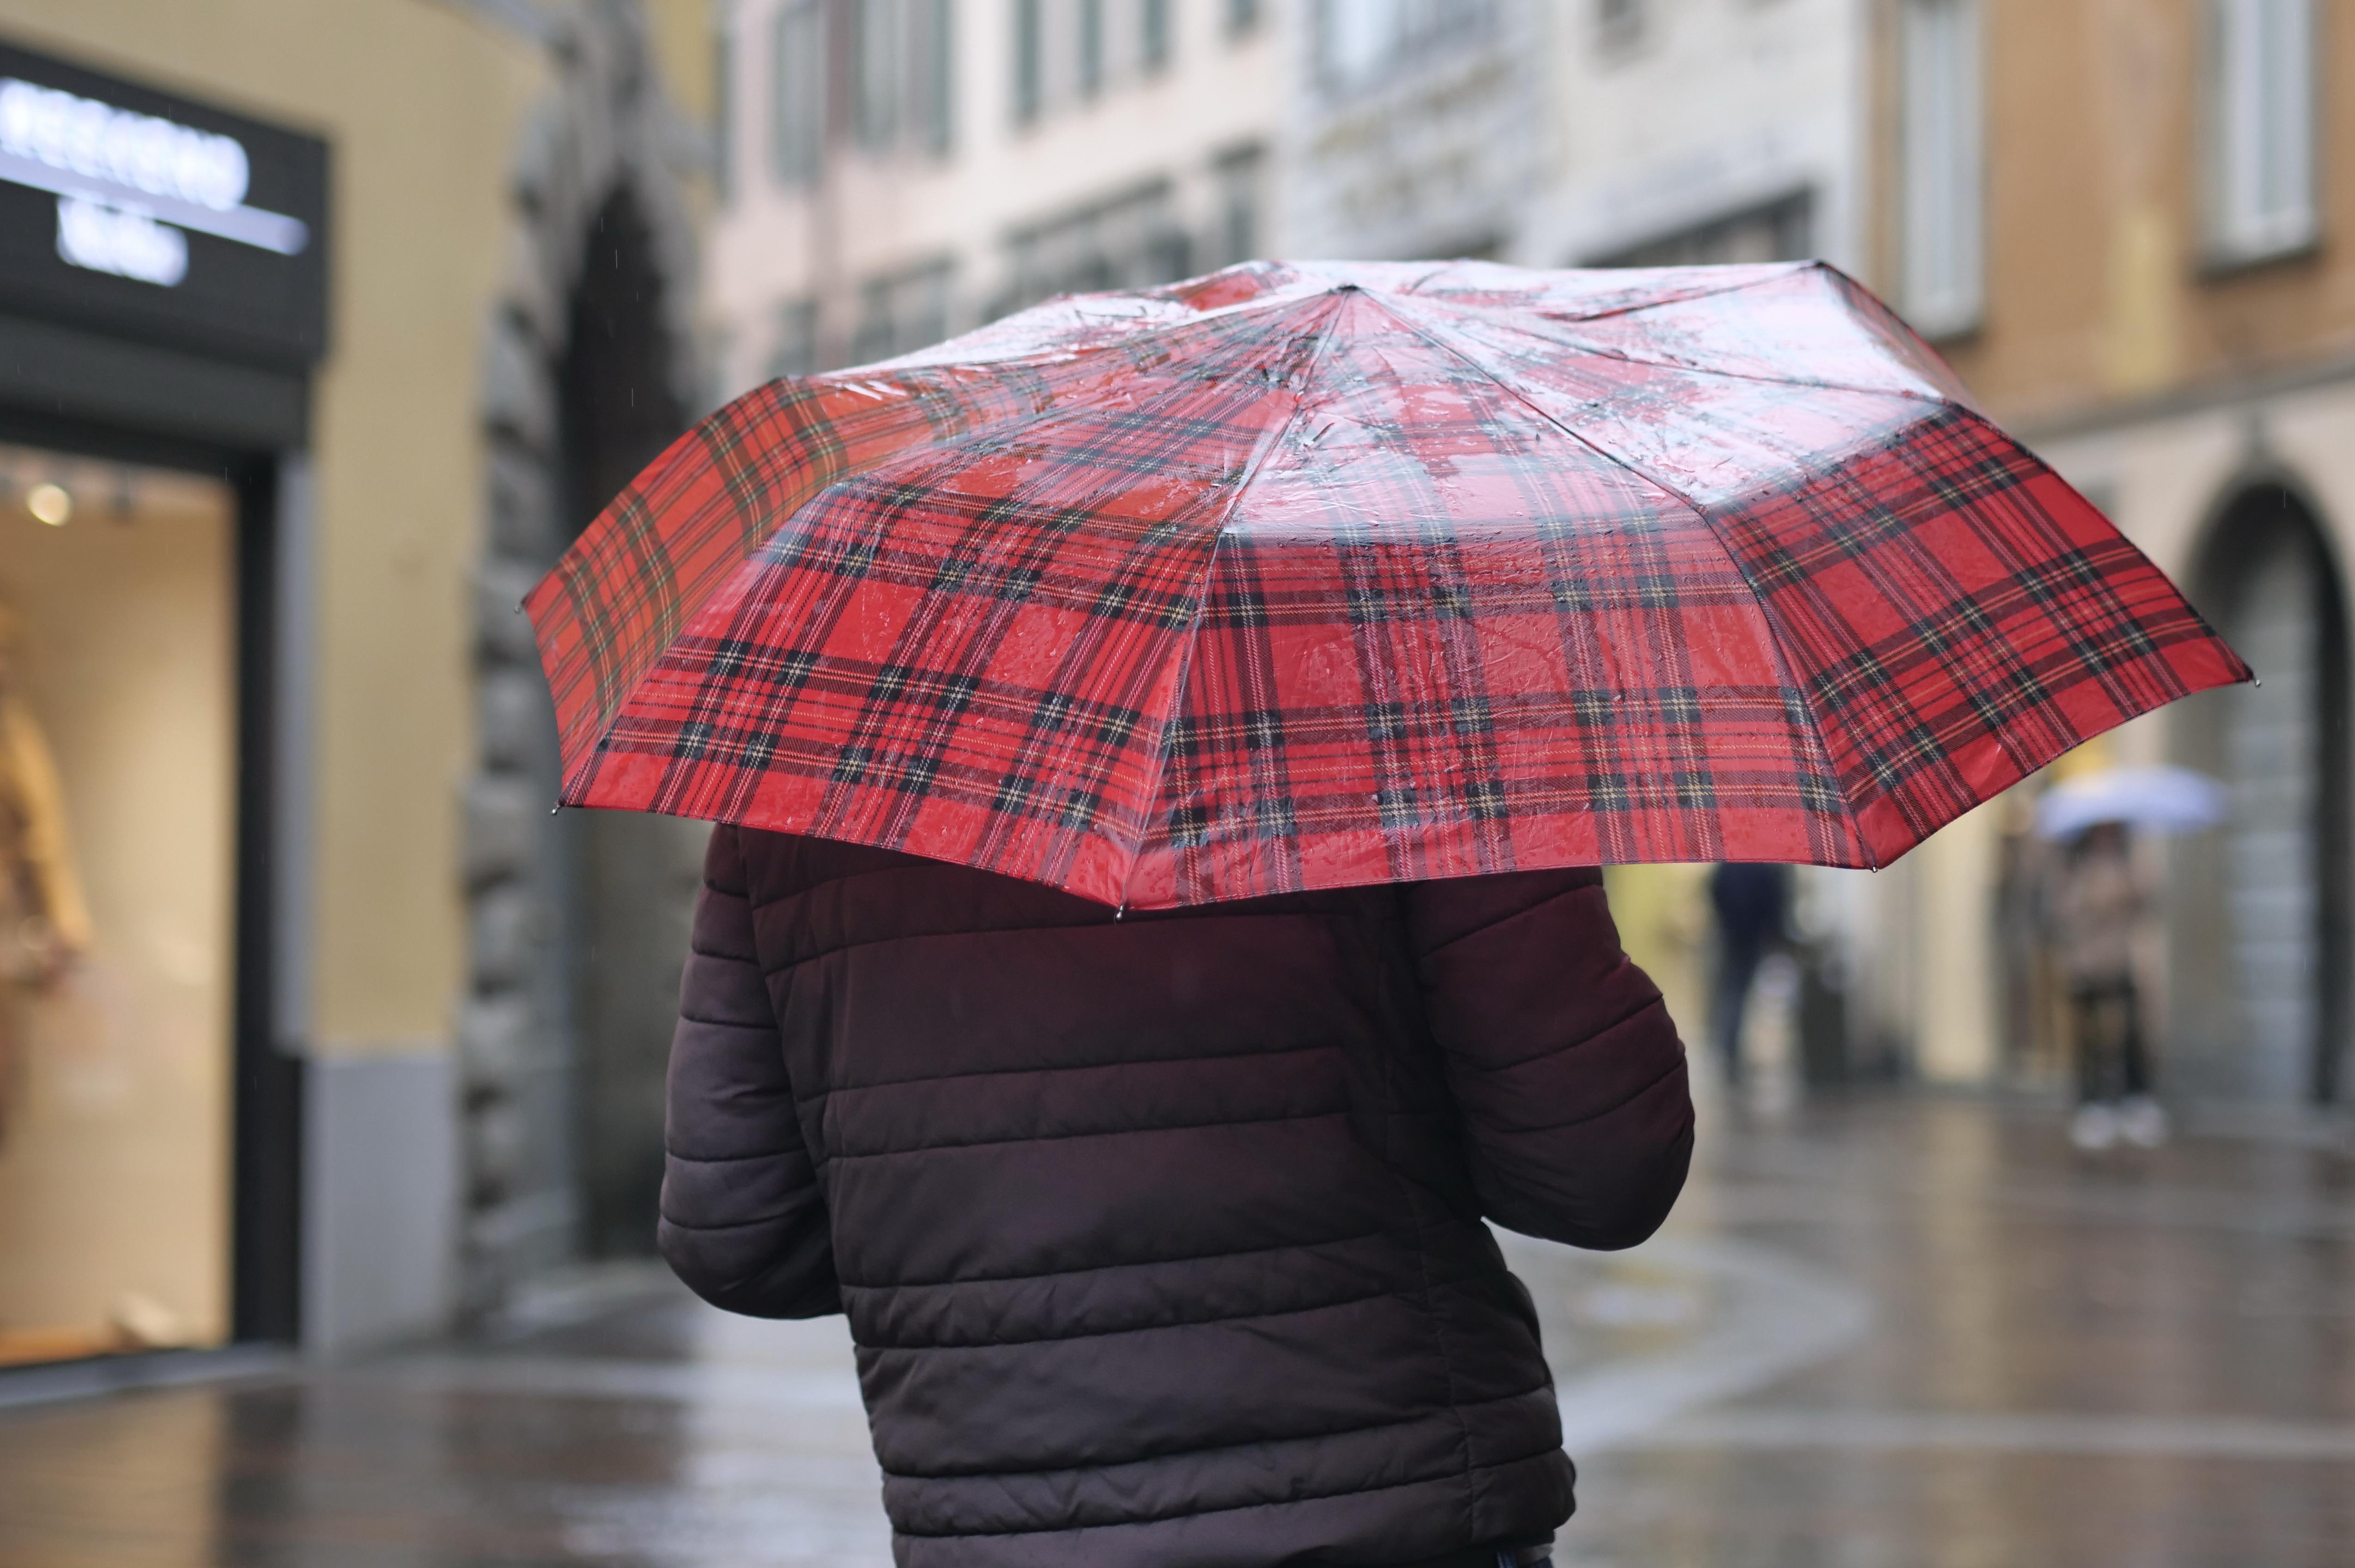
top-left (2054, 820), bottom-right (2166, 1150)
top-left (660, 827), bottom-right (1695, 1568)
top-left (1706, 862), bottom-right (1790, 1089)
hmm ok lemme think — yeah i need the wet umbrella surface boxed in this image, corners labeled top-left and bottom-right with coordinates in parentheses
top-left (528, 259), bottom-right (2247, 907)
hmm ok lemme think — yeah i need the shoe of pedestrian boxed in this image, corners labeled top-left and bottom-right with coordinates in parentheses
top-left (2070, 1103), bottom-right (2119, 1151)
top-left (2120, 1096), bottom-right (2170, 1148)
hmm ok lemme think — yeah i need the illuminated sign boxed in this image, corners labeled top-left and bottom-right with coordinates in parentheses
top-left (0, 77), bottom-right (311, 287)
top-left (0, 39), bottom-right (327, 367)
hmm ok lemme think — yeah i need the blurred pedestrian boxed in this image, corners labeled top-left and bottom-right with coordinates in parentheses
top-left (1707, 862), bottom-right (1791, 1087)
top-left (658, 827), bottom-right (1695, 1568)
top-left (2053, 821), bottom-right (2165, 1149)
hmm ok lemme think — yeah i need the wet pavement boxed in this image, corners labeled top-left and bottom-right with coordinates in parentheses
top-left (2, 1092), bottom-right (2351, 1567)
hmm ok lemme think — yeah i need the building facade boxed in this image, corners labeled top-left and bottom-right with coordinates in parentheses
top-left (704, 0), bottom-right (2348, 1114)
top-left (0, 0), bottom-right (719, 1379)
top-left (709, 0), bottom-right (1875, 380)
top-left (709, 0), bottom-right (1280, 394)
top-left (1861, 0), bottom-right (2351, 1115)
top-left (1527, 0), bottom-right (1869, 274)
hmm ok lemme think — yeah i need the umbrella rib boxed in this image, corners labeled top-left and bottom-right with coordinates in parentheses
top-left (1119, 290), bottom-right (1359, 901)
top-left (1392, 260), bottom-right (1815, 324)
top-left (1496, 262), bottom-right (1815, 325)
top-left (1407, 293), bottom-right (1957, 410)
top-left (1363, 290), bottom-right (1879, 868)
top-left (831, 276), bottom-right (1326, 381)
top-left (1503, 329), bottom-right (1952, 408)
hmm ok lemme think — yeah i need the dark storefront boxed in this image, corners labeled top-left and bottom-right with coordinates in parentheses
top-left (0, 36), bottom-right (326, 1370)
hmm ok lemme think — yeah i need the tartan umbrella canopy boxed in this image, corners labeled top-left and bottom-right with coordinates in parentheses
top-left (527, 259), bottom-right (2247, 910)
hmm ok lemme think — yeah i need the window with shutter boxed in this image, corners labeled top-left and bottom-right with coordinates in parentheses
top-left (1080, 0), bottom-right (1106, 97)
top-left (1213, 145), bottom-right (1267, 267)
top-left (771, 0), bottom-right (826, 187)
top-left (1899, 0), bottom-right (1984, 339)
top-left (2209, 0), bottom-right (2319, 264)
top-left (1596, 0), bottom-right (1643, 51)
top-left (1143, 0), bottom-right (1173, 72)
top-left (1014, 0), bottom-right (1044, 123)
top-left (852, 0), bottom-right (903, 150)
top-left (1315, 0), bottom-right (1494, 95)
top-left (912, 0), bottom-right (954, 156)
top-left (713, 20), bottom-right (734, 203)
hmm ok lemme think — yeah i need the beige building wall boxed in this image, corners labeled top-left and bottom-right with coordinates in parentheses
top-left (1923, 0), bottom-right (2355, 422)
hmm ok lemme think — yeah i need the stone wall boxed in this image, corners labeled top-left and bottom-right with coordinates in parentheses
top-left (458, 0), bottom-right (708, 1314)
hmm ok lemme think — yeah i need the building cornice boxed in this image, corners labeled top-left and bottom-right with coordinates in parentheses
top-left (2012, 349), bottom-right (2355, 445)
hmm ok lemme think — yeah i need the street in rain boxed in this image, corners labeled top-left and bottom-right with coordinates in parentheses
top-left (1, 3), bottom-right (2351, 1567)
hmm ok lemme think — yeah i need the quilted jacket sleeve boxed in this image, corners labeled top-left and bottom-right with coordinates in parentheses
top-left (656, 825), bottom-right (841, 1318)
top-left (1403, 866), bottom-right (1694, 1251)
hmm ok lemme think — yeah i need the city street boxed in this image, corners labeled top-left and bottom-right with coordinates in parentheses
top-left (1, 1091), bottom-right (2349, 1568)
top-left (3, 6), bottom-right (2353, 1566)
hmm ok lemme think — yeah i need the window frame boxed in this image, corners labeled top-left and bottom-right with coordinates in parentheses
top-left (914, 0), bottom-right (955, 157)
top-left (1142, 0), bottom-right (1173, 72)
top-left (2205, 0), bottom-right (2322, 269)
top-left (1013, 0), bottom-right (1044, 124)
top-left (851, 0), bottom-right (903, 151)
top-left (713, 18), bottom-right (734, 203)
top-left (1896, 0), bottom-right (1986, 341)
top-left (1079, 0), bottom-right (1106, 98)
top-left (1596, 0), bottom-right (1645, 53)
top-left (769, 0), bottom-right (827, 188)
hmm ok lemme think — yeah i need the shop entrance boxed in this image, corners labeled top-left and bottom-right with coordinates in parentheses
top-left (2172, 484), bottom-right (2349, 1107)
top-left (0, 444), bottom-right (240, 1365)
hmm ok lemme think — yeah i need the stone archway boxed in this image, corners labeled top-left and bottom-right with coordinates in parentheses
top-left (2169, 477), bottom-right (2351, 1110)
top-left (458, 0), bottom-right (708, 1314)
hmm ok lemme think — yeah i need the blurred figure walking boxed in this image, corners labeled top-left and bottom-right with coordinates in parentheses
top-left (2054, 822), bottom-right (2166, 1149)
top-left (1707, 863), bottom-right (1791, 1088)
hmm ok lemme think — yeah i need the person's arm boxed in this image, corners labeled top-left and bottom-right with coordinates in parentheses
top-left (657, 825), bottom-right (841, 1318)
top-left (1403, 866), bottom-right (1694, 1250)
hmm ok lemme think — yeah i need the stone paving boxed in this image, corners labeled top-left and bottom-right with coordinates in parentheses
top-left (1, 1091), bottom-right (2349, 1567)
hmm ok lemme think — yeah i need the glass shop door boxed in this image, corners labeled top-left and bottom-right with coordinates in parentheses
top-left (0, 442), bottom-right (237, 1366)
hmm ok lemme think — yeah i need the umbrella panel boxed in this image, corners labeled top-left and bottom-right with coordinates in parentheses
top-left (530, 261), bottom-right (2249, 907)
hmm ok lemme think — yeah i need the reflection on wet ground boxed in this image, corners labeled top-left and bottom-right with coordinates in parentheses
top-left (1, 1093), bottom-right (2349, 1567)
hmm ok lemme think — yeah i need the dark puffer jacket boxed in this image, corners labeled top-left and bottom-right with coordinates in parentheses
top-left (660, 826), bottom-right (1693, 1568)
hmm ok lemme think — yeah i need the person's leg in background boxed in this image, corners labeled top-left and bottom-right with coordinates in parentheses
top-left (1712, 932), bottom-right (1764, 1088)
top-left (2115, 975), bottom-right (2168, 1146)
top-left (2070, 982), bottom-right (2122, 1150)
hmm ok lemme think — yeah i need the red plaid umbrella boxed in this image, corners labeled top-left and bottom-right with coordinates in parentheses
top-left (528, 260), bottom-right (2247, 909)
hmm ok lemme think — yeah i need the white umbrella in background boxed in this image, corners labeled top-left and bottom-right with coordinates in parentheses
top-left (2033, 764), bottom-right (2228, 841)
